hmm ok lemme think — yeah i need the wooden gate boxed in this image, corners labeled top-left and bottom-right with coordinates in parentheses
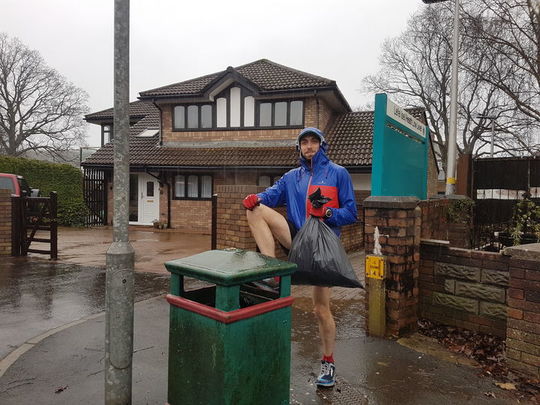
top-left (12, 192), bottom-right (58, 259)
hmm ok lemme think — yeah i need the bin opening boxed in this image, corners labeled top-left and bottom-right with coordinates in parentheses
top-left (181, 284), bottom-right (279, 309)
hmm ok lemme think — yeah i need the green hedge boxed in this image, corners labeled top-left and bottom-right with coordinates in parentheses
top-left (0, 155), bottom-right (88, 226)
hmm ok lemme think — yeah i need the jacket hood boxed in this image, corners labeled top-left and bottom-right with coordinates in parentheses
top-left (296, 127), bottom-right (327, 151)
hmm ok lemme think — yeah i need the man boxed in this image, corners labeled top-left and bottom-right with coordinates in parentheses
top-left (242, 127), bottom-right (357, 388)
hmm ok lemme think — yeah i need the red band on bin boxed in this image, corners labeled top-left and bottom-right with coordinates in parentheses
top-left (166, 294), bottom-right (294, 324)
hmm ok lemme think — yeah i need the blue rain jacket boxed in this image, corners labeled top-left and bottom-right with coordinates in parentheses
top-left (257, 145), bottom-right (357, 236)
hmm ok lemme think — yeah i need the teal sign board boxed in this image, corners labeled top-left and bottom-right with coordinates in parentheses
top-left (371, 93), bottom-right (429, 200)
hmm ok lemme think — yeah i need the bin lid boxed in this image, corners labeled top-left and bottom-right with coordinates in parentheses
top-left (165, 249), bottom-right (296, 286)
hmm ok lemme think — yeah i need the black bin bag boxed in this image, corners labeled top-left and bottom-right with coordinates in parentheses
top-left (288, 189), bottom-right (363, 288)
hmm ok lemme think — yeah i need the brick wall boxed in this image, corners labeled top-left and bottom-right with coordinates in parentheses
top-left (0, 189), bottom-right (11, 255)
top-left (170, 199), bottom-right (212, 233)
top-left (419, 198), bottom-right (472, 248)
top-left (304, 97), bottom-right (335, 133)
top-left (215, 184), bottom-right (258, 252)
top-left (215, 184), bottom-right (364, 259)
top-left (504, 245), bottom-right (540, 378)
top-left (419, 199), bottom-right (450, 241)
top-left (363, 197), bottom-right (421, 336)
top-left (419, 241), bottom-right (508, 337)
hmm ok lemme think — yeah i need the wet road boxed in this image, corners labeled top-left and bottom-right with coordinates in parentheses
top-left (45, 226), bottom-right (210, 273)
top-left (0, 257), bottom-right (169, 360)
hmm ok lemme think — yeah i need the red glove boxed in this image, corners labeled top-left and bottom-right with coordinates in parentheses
top-left (242, 194), bottom-right (260, 210)
top-left (308, 204), bottom-right (328, 217)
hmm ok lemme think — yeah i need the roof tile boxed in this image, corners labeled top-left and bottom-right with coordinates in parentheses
top-left (139, 59), bottom-right (335, 98)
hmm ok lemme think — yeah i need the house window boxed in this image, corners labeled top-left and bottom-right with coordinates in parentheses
top-left (257, 100), bottom-right (303, 127)
top-left (258, 174), bottom-right (282, 187)
top-left (290, 101), bottom-right (303, 126)
top-left (216, 98), bottom-right (227, 127)
top-left (274, 102), bottom-right (287, 126)
top-left (201, 105), bottom-right (212, 128)
top-left (187, 105), bottom-right (198, 129)
top-left (174, 106), bottom-right (185, 129)
top-left (260, 103), bottom-right (272, 127)
top-left (244, 96), bottom-right (255, 127)
top-left (187, 175), bottom-right (198, 198)
top-left (230, 87), bottom-right (241, 127)
top-left (173, 104), bottom-right (212, 130)
top-left (102, 125), bottom-right (113, 145)
top-left (174, 174), bottom-right (212, 200)
top-left (201, 175), bottom-right (212, 198)
top-left (174, 175), bottom-right (186, 198)
top-left (171, 87), bottom-right (303, 130)
top-left (258, 175), bottom-right (271, 187)
top-left (146, 181), bottom-right (154, 197)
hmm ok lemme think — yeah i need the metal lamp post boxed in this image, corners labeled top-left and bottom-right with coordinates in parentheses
top-left (423, 0), bottom-right (460, 195)
top-left (105, 0), bottom-right (135, 403)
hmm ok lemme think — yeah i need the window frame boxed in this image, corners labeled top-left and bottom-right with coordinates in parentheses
top-left (101, 124), bottom-right (113, 145)
top-left (257, 173), bottom-right (284, 188)
top-left (255, 100), bottom-right (304, 128)
top-left (172, 173), bottom-right (213, 201)
top-left (171, 86), bottom-right (304, 131)
top-left (172, 103), bottom-right (214, 131)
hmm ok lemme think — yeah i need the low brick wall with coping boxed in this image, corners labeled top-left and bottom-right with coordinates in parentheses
top-left (418, 197), bottom-right (472, 248)
top-left (214, 185), bottom-right (364, 260)
top-left (503, 244), bottom-right (540, 378)
top-left (419, 240), bottom-right (508, 337)
top-left (0, 189), bottom-right (12, 256)
top-left (365, 196), bottom-right (539, 377)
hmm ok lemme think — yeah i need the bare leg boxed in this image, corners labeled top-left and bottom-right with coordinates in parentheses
top-left (313, 286), bottom-right (335, 357)
top-left (246, 204), bottom-right (291, 257)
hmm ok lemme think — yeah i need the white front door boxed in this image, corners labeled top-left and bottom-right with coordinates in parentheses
top-left (129, 173), bottom-right (160, 225)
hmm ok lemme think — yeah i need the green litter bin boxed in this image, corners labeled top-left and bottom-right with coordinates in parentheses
top-left (165, 249), bottom-right (297, 405)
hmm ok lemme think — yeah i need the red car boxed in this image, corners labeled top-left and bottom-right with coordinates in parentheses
top-left (0, 173), bottom-right (39, 197)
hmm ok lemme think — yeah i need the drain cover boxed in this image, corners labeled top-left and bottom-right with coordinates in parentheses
top-left (316, 376), bottom-right (369, 404)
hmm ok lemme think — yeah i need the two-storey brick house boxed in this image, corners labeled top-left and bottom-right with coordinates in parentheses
top-left (82, 59), bottom-right (437, 232)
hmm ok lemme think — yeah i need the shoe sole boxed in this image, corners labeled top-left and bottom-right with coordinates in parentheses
top-left (316, 381), bottom-right (335, 388)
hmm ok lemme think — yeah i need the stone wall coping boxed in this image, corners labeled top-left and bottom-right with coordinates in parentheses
top-left (363, 196), bottom-right (419, 209)
top-left (420, 238), bottom-right (450, 246)
top-left (503, 243), bottom-right (540, 261)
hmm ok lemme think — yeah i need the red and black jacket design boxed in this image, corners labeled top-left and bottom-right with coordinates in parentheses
top-left (257, 146), bottom-right (357, 236)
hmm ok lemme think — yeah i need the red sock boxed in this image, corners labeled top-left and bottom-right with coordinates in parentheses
top-left (322, 354), bottom-right (334, 363)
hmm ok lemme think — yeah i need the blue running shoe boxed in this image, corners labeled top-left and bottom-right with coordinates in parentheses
top-left (316, 360), bottom-right (336, 387)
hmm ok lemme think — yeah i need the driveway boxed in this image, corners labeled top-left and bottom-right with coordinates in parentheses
top-left (53, 226), bottom-right (211, 273)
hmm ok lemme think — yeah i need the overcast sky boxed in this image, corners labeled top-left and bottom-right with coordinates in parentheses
top-left (3, 0), bottom-right (424, 146)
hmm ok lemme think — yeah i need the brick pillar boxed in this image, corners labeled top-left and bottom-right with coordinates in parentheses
top-left (215, 185), bottom-right (258, 251)
top-left (0, 189), bottom-right (12, 256)
top-left (504, 244), bottom-right (540, 378)
top-left (364, 196), bottom-right (421, 337)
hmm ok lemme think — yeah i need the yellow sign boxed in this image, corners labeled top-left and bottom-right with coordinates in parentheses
top-left (365, 255), bottom-right (385, 280)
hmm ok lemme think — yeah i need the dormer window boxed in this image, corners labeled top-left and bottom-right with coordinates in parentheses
top-left (172, 84), bottom-right (303, 131)
top-left (174, 104), bottom-right (213, 130)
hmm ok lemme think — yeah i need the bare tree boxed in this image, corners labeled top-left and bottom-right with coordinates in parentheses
top-left (463, 0), bottom-right (539, 124)
top-left (363, 2), bottom-right (537, 169)
top-left (0, 33), bottom-right (88, 158)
